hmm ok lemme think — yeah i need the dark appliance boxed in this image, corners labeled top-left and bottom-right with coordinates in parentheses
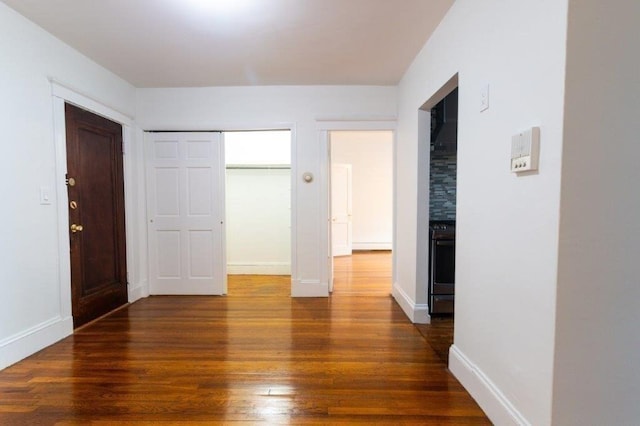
top-left (429, 221), bottom-right (455, 314)
top-left (430, 88), bottom-right (458, 152)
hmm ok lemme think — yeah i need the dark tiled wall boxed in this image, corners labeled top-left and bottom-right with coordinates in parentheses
top-left (430, 151), bottom-right (457, 220)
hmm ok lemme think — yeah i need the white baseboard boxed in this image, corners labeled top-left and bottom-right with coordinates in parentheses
top-left (291, 279), bottom-right (329, 297)
top-left (128, 279), bottom-right (149, 303)
top-left (449, 344), bottom-right (530, 426)
top-left (391, 282), bottom-right (430, 324)
top-left (352, 242), bottom-right (392, 250)
top-left (0, 316), bottom-right (73, 370)
top-left (227, 262), bottom-right (291, 275)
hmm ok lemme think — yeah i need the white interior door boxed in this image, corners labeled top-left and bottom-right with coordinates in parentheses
top-left (331, 163), bottom-right (353, 257)
top-left (146, 132), bottom-right (226, 295)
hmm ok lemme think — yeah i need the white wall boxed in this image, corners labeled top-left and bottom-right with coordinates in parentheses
top-left (395, 0), bottom-right (568, 424)
top-left (552, 1), bottom-right (640, 424)
top-left (331, 131), bottom-right (393, 250)
top-left (0, 3), bottom-right (139, 369)
top-left (225, 131), bottom-right (291, 275)
top-left (225, 130), bottom-right (291, 165)
top-left (136, 86), bottom-right (397, 296)
top-left (226, 168), bottom-right (291, 275)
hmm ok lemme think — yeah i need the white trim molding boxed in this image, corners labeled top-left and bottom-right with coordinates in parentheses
top-left (227, 262), bottom-right (291, 275)
top-left (291, 279), bottom-right (329, 297)
top-left (352, 243), bottom-right (393, 251)
top-left (52, 96), bottom-right (73, 323)
top-left (0, 316), bottom-right (73, 370)
top-left (315, 116), bottom-right (397, 129)
top-left (49, 78), bottom-right (133, 125)
top-left (391, 282), bottom-right (430, 324)
top-left (449, 345), bottom-right (530, 426)
top-left (128, 279), bottom-right (149, 302)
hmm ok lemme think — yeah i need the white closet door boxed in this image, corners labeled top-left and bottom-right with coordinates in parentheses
top-left (331, 163), bottom-right (353, 257)
top-left (146, 132), bottom-right (226, 295)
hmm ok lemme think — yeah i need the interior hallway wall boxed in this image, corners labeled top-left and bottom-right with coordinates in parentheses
top-left (395, 0), bottom-right (568, 423)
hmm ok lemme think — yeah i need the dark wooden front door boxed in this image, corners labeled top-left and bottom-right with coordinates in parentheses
top-left (65, 103), bottom-right (128, 328)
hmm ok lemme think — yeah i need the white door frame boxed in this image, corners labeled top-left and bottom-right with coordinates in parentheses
top-left (416, 74), bottom-right (459, 317)
top-left (51, 79), bottom-right (141, 329)
top-left (141, 123), bottom-right (297, 294)
top-left (317, 119), bottom-right (397, 295)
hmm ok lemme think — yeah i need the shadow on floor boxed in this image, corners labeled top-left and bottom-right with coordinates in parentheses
top-left (414, 316), bottom-right (454, 364)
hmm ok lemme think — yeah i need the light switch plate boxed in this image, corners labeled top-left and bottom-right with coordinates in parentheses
top-left (480, 84), bottom-right (490, 112)
top-left (40, 186), bottom-right (52, 205)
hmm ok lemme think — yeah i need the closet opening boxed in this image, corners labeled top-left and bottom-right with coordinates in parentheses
top-left (224, 130), bottom-right (292, 296)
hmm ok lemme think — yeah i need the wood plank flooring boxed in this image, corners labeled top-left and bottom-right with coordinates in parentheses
top-left (0, 253), bottom-right (488, 425)
top-left (334, 251), bottom-right (455, 363)
top-left (332, 251), bottom-right (392, 297)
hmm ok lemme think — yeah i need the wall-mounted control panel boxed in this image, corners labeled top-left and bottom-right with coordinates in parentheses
top-left (511, 127), bottom-right (540, 173)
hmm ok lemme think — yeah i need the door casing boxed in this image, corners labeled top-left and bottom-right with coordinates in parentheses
top-left (318, 121), bottom-right (397, 296)
top-left (52, 81), bottom-right (138, 330)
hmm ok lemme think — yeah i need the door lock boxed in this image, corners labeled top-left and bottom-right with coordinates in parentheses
top-left (70, 224), bottom-right (84, 233)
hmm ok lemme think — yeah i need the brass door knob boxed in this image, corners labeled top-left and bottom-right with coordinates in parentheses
top-left (70, 224), bottom-right (84, 233)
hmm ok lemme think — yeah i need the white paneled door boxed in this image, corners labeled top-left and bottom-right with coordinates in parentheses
top-left (331, 163), bottom-right (353, 257)
top-left (146, 132), bottom-right (226, 295)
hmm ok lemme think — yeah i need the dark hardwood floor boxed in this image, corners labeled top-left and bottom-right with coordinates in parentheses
top-left (0, 253), bottom-right (487, 425)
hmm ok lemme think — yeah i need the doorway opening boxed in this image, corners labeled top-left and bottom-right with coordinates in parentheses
top-left (224, 130), bottom-right (292, 296)
top-left (415, 75), bottom-right (458, 362)
top-left (329, 130), bottom-right (393, 296)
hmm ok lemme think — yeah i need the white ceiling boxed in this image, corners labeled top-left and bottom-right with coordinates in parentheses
top-left (2, 0), bottom-right (454, 88)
